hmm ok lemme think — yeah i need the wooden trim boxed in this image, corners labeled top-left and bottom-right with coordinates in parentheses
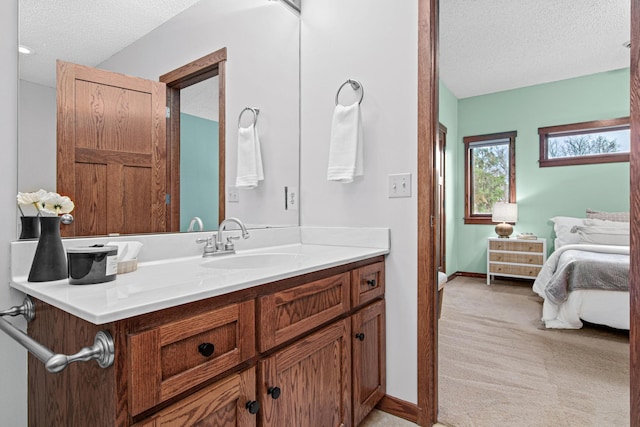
top-left (451, 271), bottom-right (487, 280)
top-left (160, 48), bottom-right (227, 231)
top-left (417, 0), bottom-right (439, 424)
top-left (538, 117), bottom-right (630, 167)
top-left (630, 0), bottom-right (639, 424)
top-left (376, 394), bottom-right (419, 424)
top-left (463, 131), bottom-right (517, 224)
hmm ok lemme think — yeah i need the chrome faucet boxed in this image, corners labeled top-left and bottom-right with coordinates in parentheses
top-left (196, 217), bottom-right (250, 257)
top-left (187, 216), bottom-right (204, 232)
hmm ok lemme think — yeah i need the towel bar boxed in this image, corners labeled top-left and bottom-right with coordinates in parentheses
top-left (335, 79), bottom-right (364, 106)
top-left (0, 297), bottom-right (115, 373)
top-left (238, 107), bottom-right (260, 128)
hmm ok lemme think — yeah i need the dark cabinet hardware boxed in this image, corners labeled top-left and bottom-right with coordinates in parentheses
top-left (366, 279), bottom-right (376, 287)
top-left (246, 400), bottom-right (260, 414)
top-left (355, 333), bottom-right (365, 341)
top-left (197, 342), bottom-right (215, 357)
top-left (268, 386), bottom-right (281, 399)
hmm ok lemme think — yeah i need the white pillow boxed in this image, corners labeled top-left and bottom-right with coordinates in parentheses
top-left (574, 224), bottom-right (630, 246)
top-left (550, 216), bottom-right (585, 248)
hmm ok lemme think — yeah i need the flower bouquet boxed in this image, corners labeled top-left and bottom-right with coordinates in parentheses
top-left (17, 190), bottom-right (75, 282)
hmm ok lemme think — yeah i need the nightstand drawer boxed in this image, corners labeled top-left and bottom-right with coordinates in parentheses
top-left (489, 263), bottom-right (541, 277)
top-left (489, 252), bottom-right (543, 265)
top-left (489, 240), bottom-right (543, 253)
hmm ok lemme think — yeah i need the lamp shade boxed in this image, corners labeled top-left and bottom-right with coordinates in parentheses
top-left (492, 202), bottom-right (518, 223)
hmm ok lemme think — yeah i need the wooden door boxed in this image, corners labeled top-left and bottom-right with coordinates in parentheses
top-left (258, 319), bottom-right (352, 427)
top-left (435, 124), bottom-right (447, 273)
top-left (352, 300), bottom-right (386, 426)
top-left (57, 60), bottom-right (167, 236)
top-left (134, 367), bottom-right (257, 427)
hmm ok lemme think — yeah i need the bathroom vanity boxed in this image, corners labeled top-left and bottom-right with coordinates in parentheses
top-left (9, 228), bottom-right (388, 426)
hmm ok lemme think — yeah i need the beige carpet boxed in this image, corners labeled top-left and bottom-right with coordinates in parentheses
top-left (437, 276), bottom-right (629, 427)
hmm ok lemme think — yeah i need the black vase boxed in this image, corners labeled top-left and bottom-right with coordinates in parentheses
top-left (19, 216), bottom-right (40, 240)
top-left (28, 216), bottom-right (67, 282)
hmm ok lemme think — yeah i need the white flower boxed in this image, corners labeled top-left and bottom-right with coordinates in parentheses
top-left (16, 189), bottom-right (48, 212)
top-left (41, 193), bottom-right (75, 216)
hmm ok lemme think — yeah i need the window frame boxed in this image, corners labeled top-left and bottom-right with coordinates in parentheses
top-left (463, 131), bottom-right (517, 225)
top-left (538, 117), bottom-right (630, 167)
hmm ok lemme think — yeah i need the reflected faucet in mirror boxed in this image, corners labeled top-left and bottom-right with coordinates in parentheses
top-left (196, 217), bottom-right (250, 257)
top-left (187, 217), bottom-right (204, 232)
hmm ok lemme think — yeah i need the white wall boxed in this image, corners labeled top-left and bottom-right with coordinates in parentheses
top-left (18, 80), bottom-right (57, 193)
top-left (1, 1), bottom-right (27, 425)
top-left (300, 0), bottom-right (419, 404)
top-left (98, 0), bottom-right (300, 228)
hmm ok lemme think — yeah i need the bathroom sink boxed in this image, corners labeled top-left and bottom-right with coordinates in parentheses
top-left (201, 253), bottom-right (308, 270)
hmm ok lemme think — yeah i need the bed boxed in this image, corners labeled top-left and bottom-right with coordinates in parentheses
top-left (532, 212), bottom-right (630, 330)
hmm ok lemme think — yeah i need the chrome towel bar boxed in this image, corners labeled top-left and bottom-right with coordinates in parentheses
top-left (238, 107), bottom-right (260, 128)
top-left (0, 297), bottom-right (115, 373)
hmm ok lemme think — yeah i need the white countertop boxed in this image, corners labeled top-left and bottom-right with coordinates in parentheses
top-left (10, 242), bottom-right (388, 324)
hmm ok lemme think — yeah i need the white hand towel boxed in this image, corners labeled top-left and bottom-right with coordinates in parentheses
top-left (327, 102), bottom-right (363, 183)
top-left (236, 123), bottom-right (264, 189)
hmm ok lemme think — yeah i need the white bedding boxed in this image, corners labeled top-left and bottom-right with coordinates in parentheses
top-left (532, 244), bottom-right (630, 329)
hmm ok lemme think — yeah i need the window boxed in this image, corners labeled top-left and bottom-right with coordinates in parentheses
top-left (538, 117), bottom-right (630, 167)
top-left (463, 131), bottom-right (516, 224)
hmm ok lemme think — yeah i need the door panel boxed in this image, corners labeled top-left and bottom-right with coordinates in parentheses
top-left (57, 60), bottom-right (167, 236)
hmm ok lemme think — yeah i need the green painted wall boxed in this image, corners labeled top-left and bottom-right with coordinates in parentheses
top-left (455, 68), bottom-right (630, 273)
top-left (180, 113), bottom-right (219, 232)
top-left (439, 80), bottom-right (459, 275)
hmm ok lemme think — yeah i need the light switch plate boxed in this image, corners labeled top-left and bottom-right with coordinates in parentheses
top-left (227, 186), bottom-right (239, 203)
top-left (388, 173), bottom-right (412, 198)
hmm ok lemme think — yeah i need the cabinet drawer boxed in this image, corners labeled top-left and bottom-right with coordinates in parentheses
top-left (489, 263), bottom-right (541, 278)
top-left (128, 300), bottom-right (255, 416)
top-left (258, 272), bottom-right (350, 352)
top-left (352, 261), bottom-right (385, 308)
top-left (134, 367), bottom-right (256, 427)
top-left (489, 240), bottom-right (543, 253)
top-left (489, 252), bottom-right (543, 265)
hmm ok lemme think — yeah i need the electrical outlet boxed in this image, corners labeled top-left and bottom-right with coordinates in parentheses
top-left (227, 186), bottom-right (239, 203)
top-left (388, 173), bottom-right (412, 198)
top-left (285, 186), bottom-right (298, 211)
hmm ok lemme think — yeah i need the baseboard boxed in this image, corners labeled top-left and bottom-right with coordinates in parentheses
top-left (376, 394), bottom-right (419, 423)
top-left (450, 271), bottom-right (486, 280)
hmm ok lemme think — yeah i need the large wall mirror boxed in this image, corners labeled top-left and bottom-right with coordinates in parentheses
top-left (18, 0), bottom-right (300, 238)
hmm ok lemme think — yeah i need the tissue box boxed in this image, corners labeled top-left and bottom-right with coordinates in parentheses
top-left (117, 259), bottom-right (138, 274)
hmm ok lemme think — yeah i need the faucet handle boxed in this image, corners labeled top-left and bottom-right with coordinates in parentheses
top-left (196, 236), bottom-right (216, 256)
top-left (225, 236), bottom-right (240, 251)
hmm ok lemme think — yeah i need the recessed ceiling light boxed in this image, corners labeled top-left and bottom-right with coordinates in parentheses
top-left (18, 45), bottom-right (33, 55)
top-left (623, 40), bottom-right (631, 49)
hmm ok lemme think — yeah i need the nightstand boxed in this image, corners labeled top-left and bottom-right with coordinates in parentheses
top-left (487, 237), bottom-right (547, 285)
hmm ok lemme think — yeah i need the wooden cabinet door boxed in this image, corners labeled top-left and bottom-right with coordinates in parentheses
top-left (258, 319), bottom-right (352, 427)
top-left (352, 300), bottom-right (386, 426)
top-left (258, 272), bottom-right (350, 352)
top-left (351, 262), bottom-right (385, 308)
top-left (57, 60), bottom-right (167, 236)
top-left (128, 300), bottom-right (255, 415)
top-left (134, 367), bottom-right (257, 427)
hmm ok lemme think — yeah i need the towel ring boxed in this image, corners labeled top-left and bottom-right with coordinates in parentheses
top-left (335, 79), bottom-right (364, 106)
top-left (238, 107), bottom-right (260, 128)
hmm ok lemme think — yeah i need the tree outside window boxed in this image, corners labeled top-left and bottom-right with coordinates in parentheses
top-left (539, 117), bottom-right (629, 167)
top-left (464, 131), bottom-right (516, 224)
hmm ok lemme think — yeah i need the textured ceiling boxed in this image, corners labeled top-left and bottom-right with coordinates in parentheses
top-left (19, 0), bottom-right (202, 88)
top-left (440, 0), bottom-right (630, 99)
top-left (19, 1), bottom-right (630, 100)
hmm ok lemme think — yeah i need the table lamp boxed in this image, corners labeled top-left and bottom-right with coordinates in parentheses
top-left (492, 202), bottom-right (517, 238)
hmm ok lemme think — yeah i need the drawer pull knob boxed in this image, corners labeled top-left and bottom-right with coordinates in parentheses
top-left (268, 386), bottom-right (282, 399)
top-left (198, 342), bottom-right (215, 357)
top-left (246, 400), bottom-right (260, 415)
top-left (366, 279), bottom-right (377, 287)
top-left (355, 333), bottom-right (365, 341)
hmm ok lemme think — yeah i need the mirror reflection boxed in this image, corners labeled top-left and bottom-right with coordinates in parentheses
top-left (18, 0), bottom-right (300, 238)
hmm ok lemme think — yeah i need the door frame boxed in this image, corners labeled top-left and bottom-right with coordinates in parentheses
top-left (159, 47), bottom-right (227, 232)
top-left (417, 0), bottom-right (640, 426)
